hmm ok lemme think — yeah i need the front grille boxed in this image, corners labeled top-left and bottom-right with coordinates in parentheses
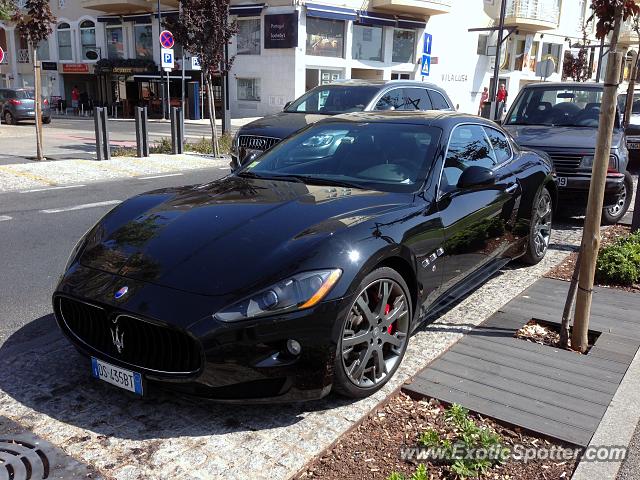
top-left (238, 135), bottom-right (281, 151)
top-left (547, 153), bottom-right (583, 174)
top-left (56, 296), bottom-right (201, 374)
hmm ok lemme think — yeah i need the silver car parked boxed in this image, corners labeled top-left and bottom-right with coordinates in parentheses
top-left (0, 88), bottom-right (52, 125)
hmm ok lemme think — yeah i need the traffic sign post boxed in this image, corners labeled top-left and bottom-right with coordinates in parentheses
top-left (159, 30), bottom-right (174, 120)
top-left (161, 48), bottom-right (175, 70)
top-left (421, 33), bottom-right (433, 79)
top-left (159, 30), bottom-right (175, 49)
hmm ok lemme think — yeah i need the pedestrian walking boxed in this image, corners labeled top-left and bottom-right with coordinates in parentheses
top-left (478, 86), bottom-right (489, 116)
top-left (71, 85), bottom-right (80, 116)
top-left (496, 83), bottom-right (508, 119)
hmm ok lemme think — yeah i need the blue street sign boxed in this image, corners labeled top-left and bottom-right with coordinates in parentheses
top-left (421, 54), bottom-right (431, 76)
top-left (161, 48), bottom-right (174, 70)
top-left (423, 33), bottom-right (432, 55)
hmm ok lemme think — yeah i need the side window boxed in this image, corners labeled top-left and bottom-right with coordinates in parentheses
top-left (0, 90), bottom-right (5, 100)
top-left (484, 127), bottom-right (512, 165)
top-left (428, 90), bottom-right (451, 110)
top-left (402, 88), bottom-right (433, 111)
top-left (439, 125), bottom-right (496, 194)
top-left (374, 89), bottom-right (404, 111)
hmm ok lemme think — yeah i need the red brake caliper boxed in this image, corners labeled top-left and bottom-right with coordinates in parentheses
top-left (385, 304), bottom-right (395, 334)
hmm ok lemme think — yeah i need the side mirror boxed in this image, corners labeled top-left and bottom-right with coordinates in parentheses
top-left (457, 165), bottom-right (495, 189)
top-left (283, 101), bottom-right (292, 111)
top-left (242, 150), bottom-right (262, 167)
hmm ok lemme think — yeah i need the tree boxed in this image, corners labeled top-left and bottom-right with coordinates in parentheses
top-left (13, 0), bottom-right (56, 161)
top-left (168, 0), bottom-right (237, 157)
top-left (623, 13), bottom-right (640, 126)
top-left (0, 0), bottom-right (14, 20)
top-left (562, 25), bottom-right (591, 82)
top-left (565, 0), bottom-right (640, 353)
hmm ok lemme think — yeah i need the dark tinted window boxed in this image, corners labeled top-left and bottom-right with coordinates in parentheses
top-left (484, 127), bottom-right (512, 165)
top-left (374, 89), bottom-right (405, 111)
top-left (243, 122), bottom-right (441, 193)
top-left (440, 125), bottom-right (495, 193)
top-left (285, 85), bottom-right (378, 114)
top-left (428, 90), bottom-right (450, 110)
top-left (402, 88), bottom-right (433, 111)
top-left (15, 90), bottom-right (35, 99)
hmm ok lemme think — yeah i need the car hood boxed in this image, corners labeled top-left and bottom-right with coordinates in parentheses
top-left (504, 124), bottom-right (624, 151)
top-left (240, 112), bottom-right (328, 139)
top-left (79, 176), bottom-right (408, 296)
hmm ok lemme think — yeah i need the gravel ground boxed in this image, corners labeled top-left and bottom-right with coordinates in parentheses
top-left (0, 223), bottom-right (584, 480)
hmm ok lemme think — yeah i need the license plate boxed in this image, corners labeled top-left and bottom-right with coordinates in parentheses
top-left (628, 142), bottom-right (640, 149)
top-left (557, 177), bottom-right (568, 187)
top-left (91, 357), bottom-right (143, 395)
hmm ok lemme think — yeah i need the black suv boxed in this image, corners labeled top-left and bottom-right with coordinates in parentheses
top-left (230, 80), bottom-right (454, 170)
top-left (503, 82), bottom-right (632, 224)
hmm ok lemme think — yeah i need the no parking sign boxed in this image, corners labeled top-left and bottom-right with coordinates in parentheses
top-left (0, 47), bottom-right (4, 64)
top-left (159, 30), bottom-right (175, 49)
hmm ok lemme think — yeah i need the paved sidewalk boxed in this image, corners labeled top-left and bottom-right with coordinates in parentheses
top-left (0, 154), bottom-right (230, 193)
top-left (0, 225), bottom-right (583, 480)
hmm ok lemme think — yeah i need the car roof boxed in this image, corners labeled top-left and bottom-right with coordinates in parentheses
top-left (520, 81), bottom-right (604, 89)
top-left (322, 79), bottom-right (446, 91)
top-left (323, 110), bottom-right (497, 128)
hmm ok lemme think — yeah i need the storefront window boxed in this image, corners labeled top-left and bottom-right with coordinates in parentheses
top-left (542, 42), bottom-right (563, 73)
top-left (392, 29), bottom-right (415, 63)
top-left (57, 23), bottom-right (72, 61)
top-left (528, 41), bottom-right (539, 72)
top-left (237, 78), bottom-right (260, 101)
top-left (306, 17), bottom-right (344, 58)
top-left (352, 24), bottom-right (383, 62)
top-left (237, 18), bottom-right (260, 55)
top-left (36, 40), bottom-right (50, 61)
top-left (514, 39), bottom-right (525, 71)
top-left (0, 29), bottom-right (7, 63)
top-left (106, 25), bottom-right (125, 59)
top-left (135, 25), bottom-right (153, 59)
top-left (80, 20), bottom-right (96, 59)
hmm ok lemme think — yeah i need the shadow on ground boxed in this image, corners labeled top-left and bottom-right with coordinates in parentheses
top-left (0, 313), bottom-right (351, 441)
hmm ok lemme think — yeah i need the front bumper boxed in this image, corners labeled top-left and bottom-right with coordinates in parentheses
top-left (555, 172), bottom-right (625, 208)
top-left (53, 264), bottom-right (351, 402)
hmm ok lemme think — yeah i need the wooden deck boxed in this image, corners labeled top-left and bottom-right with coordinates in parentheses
top-left (403, 278), bottom-right (640, 446)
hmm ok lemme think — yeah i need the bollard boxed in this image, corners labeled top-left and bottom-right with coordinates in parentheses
top-left (170, 107), bottom-right (184, 155)
top-left (135, 106), bottom-right (150, 158)
top-left (94, 107), bottom-right (111, 161)
top-left (632, 179), bottom-right (640, 232)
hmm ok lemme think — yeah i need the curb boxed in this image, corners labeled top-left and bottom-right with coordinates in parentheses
top-left (571, 346), bottom-right (640, 479)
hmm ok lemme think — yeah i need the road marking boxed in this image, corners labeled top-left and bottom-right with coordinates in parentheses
top-left (0, 215), bottom-right (12, 222)
top-left (138, 173), bottom-right (183, 180)
top-left (41, 200), bottom-right (121, 214)
top-left (20, 184), bottom-right (86, 193)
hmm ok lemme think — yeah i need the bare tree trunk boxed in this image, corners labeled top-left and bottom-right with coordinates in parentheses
top-left (572, 7), bottom-right (624, 353)
top-left (206, 74), bottom-right (219, 157)
top-left (559, 250), bottom-right (582, 349)
top-left (31, 45), bottom-right (43, 161)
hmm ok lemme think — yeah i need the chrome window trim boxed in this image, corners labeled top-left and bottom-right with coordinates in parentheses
top-left (482, 125), bottom-right (514, 167)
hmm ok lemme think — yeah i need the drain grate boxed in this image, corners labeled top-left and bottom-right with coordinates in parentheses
top-left (0, 438), bottom-right (50, 479)
top-left (0, 417), bottom-right (100, 480)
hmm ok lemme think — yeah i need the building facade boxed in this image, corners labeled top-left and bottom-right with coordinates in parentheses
top-left (0, 0), bottom-right (637, 118)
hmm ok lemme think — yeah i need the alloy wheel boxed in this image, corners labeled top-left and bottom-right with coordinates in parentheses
top-left (606, 183), bottom-right (627, 218)
top-left (4, 112), bottom-right (13, 125)
top-left (341, 279), bottom-right (410, 388)
top-left (532, 190), bottom-right (552, 258)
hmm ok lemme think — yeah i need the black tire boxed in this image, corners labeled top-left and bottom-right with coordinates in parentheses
top-left (522, 186), bottom-right (553, 265)
top-left (42, 116), bottom-right (51, 125)
top-left (333, 267), bottom-right (412, 399)
top-left (4, 111), bottom-right (15, 125)
top-left (601, 171), bottom-right (633, 225)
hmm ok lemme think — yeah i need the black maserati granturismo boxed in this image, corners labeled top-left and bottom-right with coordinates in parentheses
top-left (53, 111), bottom-right (556, 402)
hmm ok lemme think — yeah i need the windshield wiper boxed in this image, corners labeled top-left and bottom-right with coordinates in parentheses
top-left (237, 171), bottom-right (305, 183)
top-left (281, 174), bottom-right (364, 189)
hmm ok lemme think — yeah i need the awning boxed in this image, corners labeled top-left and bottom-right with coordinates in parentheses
top-left (396, 17), bottom-right (426, 29)
top-left (306, 3), bottom-right (357, 21)
top-left (97, 16), bottom-right (122, 24)
top-left (122, 15), bottom-right (152, 24)
top-left (229, 3), bottom-right (265, 16)
top-left (356, 10), bottom-right (396, 26)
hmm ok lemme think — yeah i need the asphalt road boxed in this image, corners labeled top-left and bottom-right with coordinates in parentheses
top-left (0, 166), bottom-right (227, 344)
top-left (0, 116), bottom-right (239, 162)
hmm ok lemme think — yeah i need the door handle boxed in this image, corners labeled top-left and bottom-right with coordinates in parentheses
top-left (505, 183), bottom-right (518, 194)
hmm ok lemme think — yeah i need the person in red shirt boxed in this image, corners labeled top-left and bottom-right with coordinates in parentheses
top-left (496, 84), bottom-right (508, 119)
top-left (478, 86), bottom-right (489, 116)
top-left (71, 86), bottom-right (80, 115)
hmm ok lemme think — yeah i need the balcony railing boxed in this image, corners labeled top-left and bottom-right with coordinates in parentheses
top-left (505, 0), bottom-right (560, 28)
top-left (620, 19), bottom-right (640, 45)
top-left (17, 49), bottom-right (30, 64)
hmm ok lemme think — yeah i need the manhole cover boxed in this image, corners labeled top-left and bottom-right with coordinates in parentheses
top-left (0, 438), bottom-right (50, 479)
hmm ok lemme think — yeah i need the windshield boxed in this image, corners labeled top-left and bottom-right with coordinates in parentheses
top-left (505, 87), bottom-right (613, 128)
top-left (284, 85), bottom-right (379, 114)
top-left (239, 121), bottom-right (441, 193)
top-left (618, 93), bottom-right (640, 114)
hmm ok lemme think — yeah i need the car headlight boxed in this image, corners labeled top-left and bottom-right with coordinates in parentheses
top-left (214, 269), bottom-right (342, 322)
top-left (579, 154), bottom-right (617, 171)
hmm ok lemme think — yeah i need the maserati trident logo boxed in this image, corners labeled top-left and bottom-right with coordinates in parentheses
top-left (111, 325), bottom-right (125, 353)
top-left (114, 286), bottom-right (128, 299)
